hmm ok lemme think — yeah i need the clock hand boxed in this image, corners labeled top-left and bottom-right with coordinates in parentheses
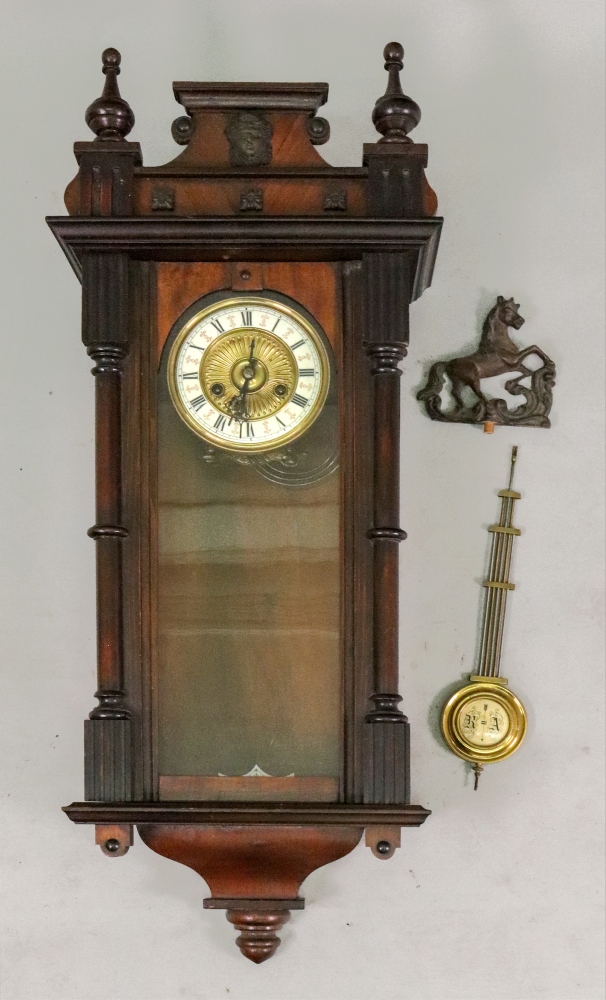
top-left (229, 338), bottom-right (256, 421)
top-left (240, 338), bottom-right (257, 418)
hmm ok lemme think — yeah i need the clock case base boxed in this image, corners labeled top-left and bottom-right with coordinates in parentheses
top-left (66, 805), bottom-right (429, 960)
top-left (49, 52), bottom-right (442, 960)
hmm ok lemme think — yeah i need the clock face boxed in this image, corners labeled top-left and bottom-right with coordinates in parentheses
top-left (167, 296), bottom-right (330, 453)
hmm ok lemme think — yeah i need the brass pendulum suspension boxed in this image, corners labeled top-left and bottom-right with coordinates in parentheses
top-left (441, 447), bottom-right (528, 787)
top-left (479, 446), bottom-right (520, 680)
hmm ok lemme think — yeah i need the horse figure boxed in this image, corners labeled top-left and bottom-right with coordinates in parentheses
top-left (417, 296), bottom-right (553, 415)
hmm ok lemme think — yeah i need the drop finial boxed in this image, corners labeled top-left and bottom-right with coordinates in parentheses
top-left (473, 763), bottom-right (484, 790)
top-left (85, 48), bottom-right (135, 140)
top-left (372, 42), bottom-right (421, 143)
top-left (226, 909), bottom-right (291, 963)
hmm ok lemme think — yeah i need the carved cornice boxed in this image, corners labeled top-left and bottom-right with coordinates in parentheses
top-left (47, 216), bottom-right (442, 294)
top-left (173, 82), bottom-right (328, 114)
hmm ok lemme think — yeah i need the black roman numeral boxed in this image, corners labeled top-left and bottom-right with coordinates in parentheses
top-left (182, 372), bottom-right (198, 379)
top-left (210, 318), bottom-right (224, 334)
top-left (276, 417), bottom-right (287, 429)
top-left (190, 395), bottom-right (207, 410)
top-left (214, 414), bottom-right (226, 431)
top-left (271, 317), bottom-right (281, 332)
top-left (239, 421), bottom-right (255, 438)
top-left (290, 339), bottom-right (305, 350)
top-left (187, 343), bottom-right (203, 351)
top-left (241, 309), bottom-right (253, 326)
top-left (291, 393), bottom-right (307, 407)
top-left (298, 368), bottom-right (315, 377)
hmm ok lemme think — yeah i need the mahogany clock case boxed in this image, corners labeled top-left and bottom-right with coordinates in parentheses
top-left (48, 43), bottom-right (442, 959)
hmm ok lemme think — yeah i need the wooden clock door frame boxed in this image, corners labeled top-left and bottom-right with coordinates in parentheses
top-left (149, 261), bottom-right (346, 805)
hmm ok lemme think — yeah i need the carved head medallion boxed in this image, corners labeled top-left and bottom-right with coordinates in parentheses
top-left (225, 111), bottom-right (273, 167)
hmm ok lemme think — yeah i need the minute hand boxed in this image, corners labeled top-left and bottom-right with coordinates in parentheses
top-left (230, 338), bottom-right (256, 421)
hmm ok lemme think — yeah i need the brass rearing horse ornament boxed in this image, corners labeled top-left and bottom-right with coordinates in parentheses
top-left (417, 296), bottom-right (556, 427)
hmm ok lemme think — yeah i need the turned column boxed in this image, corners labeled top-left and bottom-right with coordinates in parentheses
top-left (362, 253), bottom-right (412, 805)
top-left (366, 339), bottom-right (408, 710)
top-left (82, 253), bottom-right (132, 801)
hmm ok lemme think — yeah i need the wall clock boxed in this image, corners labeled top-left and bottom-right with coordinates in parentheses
top-left (48, 41), bottom-right (442, 962)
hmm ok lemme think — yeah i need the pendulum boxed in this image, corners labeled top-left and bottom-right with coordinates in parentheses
top-left (441, 447), bottom-right (527, 787)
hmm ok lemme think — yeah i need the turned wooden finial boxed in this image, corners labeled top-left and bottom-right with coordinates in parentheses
top-left (372, 42), bottom-right (421, 143)
top-left (226, 909), bottom-right (291, 964)
top-left (85, 48), bottom-right (135, 140)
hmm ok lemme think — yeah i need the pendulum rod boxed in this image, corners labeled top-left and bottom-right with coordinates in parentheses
top-left (478, 500), bottom-right (501, 675)
top-left (477, 448), bottom-right (521, 678)
top-left (492, 523), bottom-right (515, 675)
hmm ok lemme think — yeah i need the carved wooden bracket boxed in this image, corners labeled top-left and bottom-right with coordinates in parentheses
top-left (95, 824), bottom-right (133, 857)
top-left (138, 825), bottom-right (363, 962)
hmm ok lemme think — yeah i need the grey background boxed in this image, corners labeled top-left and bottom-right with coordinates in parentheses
top-left (1, 1), bottom-right (604, 998)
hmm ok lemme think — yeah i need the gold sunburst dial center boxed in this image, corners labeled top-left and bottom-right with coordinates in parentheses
top-left (200, 330), bottom-right (297, 420)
